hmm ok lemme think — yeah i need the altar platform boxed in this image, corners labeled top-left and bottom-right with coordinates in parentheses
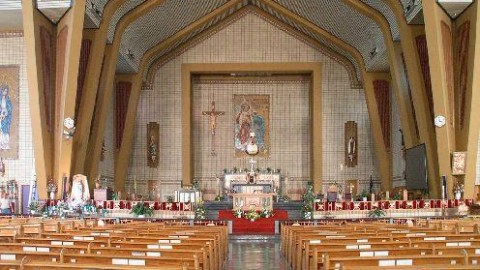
top-left (219, 210), bottom-right (288, 234)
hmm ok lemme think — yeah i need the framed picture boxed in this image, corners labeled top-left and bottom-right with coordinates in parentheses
top-left (452, 151), bottom-right (467, 175)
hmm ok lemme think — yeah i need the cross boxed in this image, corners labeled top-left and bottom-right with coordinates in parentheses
top-left (202, 101), bottom-right (225, 155)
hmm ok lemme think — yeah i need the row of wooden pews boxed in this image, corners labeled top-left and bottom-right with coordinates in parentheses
top-left (0, 217), bottom-right (227, 270)
top-left (281, 219), bottom-right (480, 270)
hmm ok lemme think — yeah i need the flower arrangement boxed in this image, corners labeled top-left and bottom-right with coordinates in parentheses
top-left (194, 203), bottom-right (206, 220)
top-left (453, 182), bottom-right (464, 194)
top-left (232, 208), bottom-right (243, 218)
top-left (260, 208), bottom-right (274, 218)
top-left (27, 201), bottom-right (42, 214)
top-left (130, 202), bottom-right (154, 217)
top-left (82, 201), bottom-right (97, 215)
top-left (245, 209), bottom-right (260, 221)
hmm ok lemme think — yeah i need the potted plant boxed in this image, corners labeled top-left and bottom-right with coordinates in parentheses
top-left (260, 208), bottom-right (274, 218)
top-left (27, 201), bottom-right (40, 215)
top-left (367, 207), bottom-right (386, 218)
top-left (167, 196), bottom-right (174, 203)
top-left (130, 202), bottom-right (153, 218)
top-left (194, 203), bottom-right (206, 220)
top-left (232, 208), bottom-right (243, 218)
top-left (361, 190), bottom-right (369, 201)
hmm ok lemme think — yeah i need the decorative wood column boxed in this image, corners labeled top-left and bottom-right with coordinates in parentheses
top-left (455, 2), bottom-right (480, 198)
top-left (387, 1), bottom-right (441, 198)
top-left (85, 0), bottom-right (165, 194)
top-left (22, 0), bottom-right (56, 198)
top-left (71, 1), bottom-right (127, 176)
top-left (113, 75), bottom-right (143, 194)
top-left (363, 73), bottom-right (392, 191)
top-left (423, 1), bottom-right (456, 198)
top-left (343, 0), bottom-right (418, 148)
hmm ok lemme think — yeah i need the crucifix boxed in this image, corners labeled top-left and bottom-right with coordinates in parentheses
top-left (202, 101), bottom-right (225, 155)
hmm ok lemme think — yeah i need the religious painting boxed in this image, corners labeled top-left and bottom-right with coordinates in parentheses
top-left (147, 122), bottom-right (159, 168)
top-left (452, 151), bottom-right (467, 175)
top-left (0, 66), bottom-right (19, 159)
top-left (345, 121), bottom-right (357, 167)
top-left (233, 94), bottom-right (269, 157)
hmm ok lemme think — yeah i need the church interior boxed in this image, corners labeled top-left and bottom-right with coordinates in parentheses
top-left (0, 0), bottom-right (478, 269)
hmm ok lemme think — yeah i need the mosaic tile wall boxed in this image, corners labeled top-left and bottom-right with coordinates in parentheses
top-left (127, 13), bottom-right (379, 199)
top-left (192, 80), bottom-right (311, 179)
top-left (391, 87), bottom-right (406, 188)
top-left (0, 36), bottom-right (36, 186)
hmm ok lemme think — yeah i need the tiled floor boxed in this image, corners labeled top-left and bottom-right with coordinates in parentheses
top-left (224, 235), bottom-right (291, 270)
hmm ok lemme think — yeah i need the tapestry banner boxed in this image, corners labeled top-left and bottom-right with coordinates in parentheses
top-left (233, 94), bottom-right (269, 157)
top-left (0, 66), bottom-right (19, 159)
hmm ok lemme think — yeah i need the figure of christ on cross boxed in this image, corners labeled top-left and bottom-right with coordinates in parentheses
top-left (202, 101), bottom-right (225, 155)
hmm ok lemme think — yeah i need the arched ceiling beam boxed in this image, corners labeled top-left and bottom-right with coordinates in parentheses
top-left (85, 0), bottom-right (167, 183)
top-left (343, 0), bottom-right (418, 152)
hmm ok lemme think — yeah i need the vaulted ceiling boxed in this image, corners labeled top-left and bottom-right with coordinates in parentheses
top-left (83, 0), bottom-right (409, 87)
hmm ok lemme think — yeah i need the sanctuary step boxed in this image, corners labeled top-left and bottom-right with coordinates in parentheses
top-left (204, 201), bottom-right (233, 220)
top-left (273, 201), bottom-right (303, 220)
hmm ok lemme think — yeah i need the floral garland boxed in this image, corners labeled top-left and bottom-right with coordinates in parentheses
top-left (232, 208), bottom-right (274, 221)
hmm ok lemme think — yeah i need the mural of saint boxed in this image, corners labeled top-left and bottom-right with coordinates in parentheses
top-left (234, 95), bottom-right (268, 156)
top-left (0, 84), bottom-right (12, 150)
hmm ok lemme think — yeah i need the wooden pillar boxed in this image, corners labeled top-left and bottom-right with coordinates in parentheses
top-left (21, 0), bottom-right (55, 198)
top-left (387, 1), bottom-right (441, 198)
top-left (72, 1), bottom-right (127, 176)
top-left (343, 0), bottom-right (418, 148)
top-left (455, 2), bottom-right (480, 198)
top-left (51, 0), bottom-right (86, 195)
top-left (113, 75), bottom-right (143, 194)
top-left (85, 0), bottom-right (163, 193)
top-left (423, 1), bottom-right (456, 198)
top-left (362, 73), bottom-right (392, 191)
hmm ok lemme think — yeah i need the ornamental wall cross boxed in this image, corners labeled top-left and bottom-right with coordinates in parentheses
top-left (202, 101), bottom-right (225, 155)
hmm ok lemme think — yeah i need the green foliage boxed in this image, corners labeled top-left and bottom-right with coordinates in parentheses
top-left (367, 207), bottom-right (386, 218)
top-left (245, 209), bottom-right (260, 221)
top-left (194, 203), bottom-right (206, 220)
top-left (130, 202), bottom-right (154, 217)
top-left (167, 196), bottom-right (174, 203)
top-left (214, 195), bottom-right (223, 201)
top-left (301, 182), bottom-right (315, 219)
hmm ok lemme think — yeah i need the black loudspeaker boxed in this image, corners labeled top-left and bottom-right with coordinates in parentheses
top-left (441, 175), bottom-right (447, 200)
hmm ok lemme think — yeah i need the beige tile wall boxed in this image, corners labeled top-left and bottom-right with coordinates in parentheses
top-left (126, 13), bottom-right (380, 199)
top-left (0, 36), bottom-right (35, 186)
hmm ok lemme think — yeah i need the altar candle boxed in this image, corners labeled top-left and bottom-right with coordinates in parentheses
top-left (386, 191), bottom-right (390, 200)
top-left (403, 189), bottom-right (408, 201)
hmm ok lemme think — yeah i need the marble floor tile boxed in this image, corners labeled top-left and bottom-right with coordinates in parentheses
top-left (224, 236), bottom-right (291, 270)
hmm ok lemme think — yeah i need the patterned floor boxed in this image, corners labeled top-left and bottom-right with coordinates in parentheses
top-left (224, 235), bottom-right (291, 270)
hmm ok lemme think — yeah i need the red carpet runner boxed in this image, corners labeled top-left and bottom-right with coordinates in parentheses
top-left (218, 210), bottom-right (288, 234)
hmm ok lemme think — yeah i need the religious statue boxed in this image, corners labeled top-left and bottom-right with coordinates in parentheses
top-left (0, 158), bottom-right (5, 177)
top-left (202, 101), bottom-right (224, 155)
top-left (148, 135), bottom-right (158, 164)
top-left (0, 84), bottom-right (13, 150)
top-left (69, 174), bottom-right (90, 209)
top-left (202, 101), bottom-right (225, 136)
top-left (347, 136), bottom-right (356, 163)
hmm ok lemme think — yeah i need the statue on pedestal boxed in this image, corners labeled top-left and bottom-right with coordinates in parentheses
top-left (69, 174), bottom-right (90, 209)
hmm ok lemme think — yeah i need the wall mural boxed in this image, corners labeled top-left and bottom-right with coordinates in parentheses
top-left (0, 66), bottom-right (19, 159)
top-left (233, 94), bottom-right (269, 157)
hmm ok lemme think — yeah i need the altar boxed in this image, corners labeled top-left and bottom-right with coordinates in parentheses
top-left (224, 173), bottom-right (280, 194)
